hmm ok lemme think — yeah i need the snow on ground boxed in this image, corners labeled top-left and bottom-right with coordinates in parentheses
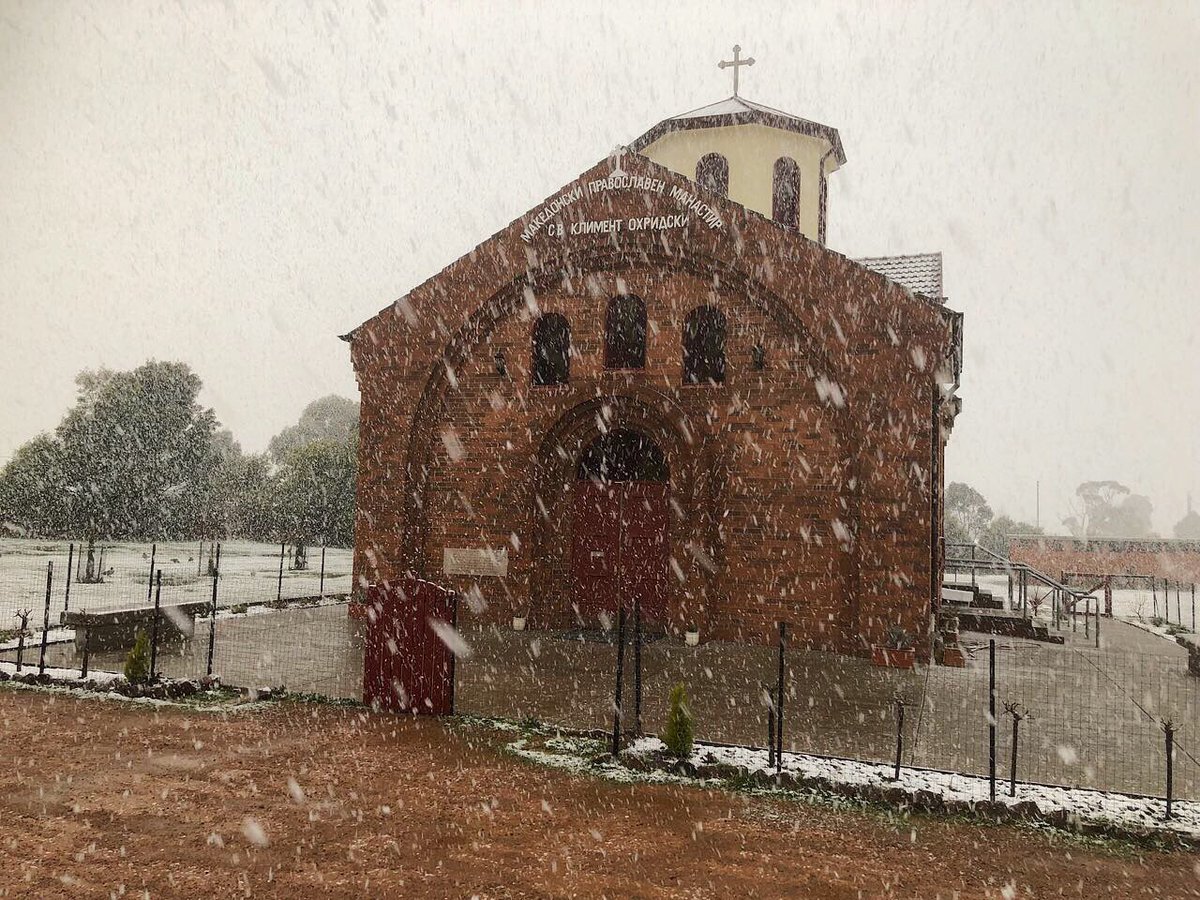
top-left (0, 626), bottom-right (73, 652)
top-left (0, 660), bottom-right (121, 684)
top-left (510, 732), bottom-right (1200, 841)
top-left (1122, 617), bottom-right (1193, 644)
top-left (0, 538), bottom-right (353, 623)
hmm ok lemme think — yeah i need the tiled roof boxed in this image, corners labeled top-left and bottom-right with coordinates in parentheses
top-left (856, 253), bottom-right (943, 301)
top-left (630, 95), bottom-right (846, 166)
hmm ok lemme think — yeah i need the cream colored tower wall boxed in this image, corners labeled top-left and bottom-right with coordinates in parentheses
top-left (637, 123), bottom-right (837, 242)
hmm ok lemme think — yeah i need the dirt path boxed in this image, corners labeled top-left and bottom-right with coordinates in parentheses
top-left (0, 688), bottom-right (1195, 899)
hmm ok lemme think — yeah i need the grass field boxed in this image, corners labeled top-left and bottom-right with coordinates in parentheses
top-left (0, 538), bottom-right (353, 627)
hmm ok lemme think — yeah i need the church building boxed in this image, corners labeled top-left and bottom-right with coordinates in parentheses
top-left (344, 54), bottom-right (963, 659)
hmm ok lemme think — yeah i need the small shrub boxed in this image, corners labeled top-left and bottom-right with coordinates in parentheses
top-left (662, 682), bottom-right (694, 760)
top-left (885, 625), bottom-right (913, 650)
top-left (1152, 616), bottom-right (1166, 629)
top-left (230, 603), bottom-right (249, 615)
top-left (124, 629), bottom-right (151, 684)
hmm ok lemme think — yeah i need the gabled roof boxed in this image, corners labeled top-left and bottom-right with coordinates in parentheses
top-left (856, 253), bottom-right (943, 302)
top-left (343, 151), bottom-right (949, 378)
top-left (629, 95), bottom-right (846, 166)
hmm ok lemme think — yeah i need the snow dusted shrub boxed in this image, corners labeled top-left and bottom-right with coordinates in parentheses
top-left (124, 628), bottom-right (151, 685)
top-left (662, 682), bottom-right (693, 760)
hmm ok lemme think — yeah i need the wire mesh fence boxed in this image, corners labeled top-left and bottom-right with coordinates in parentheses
top-left (0, 537), bottom-right (360, 700)
top-left (0, 538), bottom-right (353, 622)
top-left (3, 537), bottom-right (1197, 805)
top-left (451, 611), bottom-right (1200, 803)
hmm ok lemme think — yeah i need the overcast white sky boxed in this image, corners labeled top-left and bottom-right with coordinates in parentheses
top-left (2, 1), bottom-right (1198, 534)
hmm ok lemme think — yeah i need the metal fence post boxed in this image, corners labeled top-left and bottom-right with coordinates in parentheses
top-left (64, 543), bottom-right (74, 614)
top-left (775, 621), bottom-right (787, 773)
top-left (149, 569), bottom-right (162, 681)
top-left (766, 684), bottom-right (776, 767)
top-left (1010, 713), bottom-right (1019, 796)
top-left (988, 638), bottom-right (996, 802)
top-left (319, 545), bottom-right (327, 599)
top-left (449, 589), bottom-right (459, 716)
top-left (1192, 583), bottom-right (1196, 633)
top-left (38, 561), bottom-right (53, 675)
top-left (146, 543), bottom-right (156, 604)
top-left (1164, 720), bottom-right (1175, 820)
top-left (892, 695), bottom-right (906, 781)
top-left (277, 542), bottom-right (285, 603)
top-left (80, 627), bottom-right (91, 679)
top-left (633, 597), bottom-right (643, 737)
top-left (611, 606), bottom-right (626, 756)
top-left (207, 544), bottom-right (221, 677)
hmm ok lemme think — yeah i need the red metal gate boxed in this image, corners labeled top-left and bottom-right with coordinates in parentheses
top-left (570, 482), bottom-right (669, 626)
top-left (362, 577), bottom-right (457, 714)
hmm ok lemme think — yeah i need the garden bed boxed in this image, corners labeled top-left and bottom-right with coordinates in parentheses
top-left (507, 727), bottom-right (1200, 846)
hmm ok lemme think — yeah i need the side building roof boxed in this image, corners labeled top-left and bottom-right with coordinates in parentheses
top-left (856, 253), bottom-right (943, 302)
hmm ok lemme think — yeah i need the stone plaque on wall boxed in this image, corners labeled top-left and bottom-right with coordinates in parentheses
top-left (443, 547), bottom-right (508, 578)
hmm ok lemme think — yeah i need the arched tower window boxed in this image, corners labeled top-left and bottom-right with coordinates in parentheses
top-left (772, 157), bottom-right (801, 228)
top-left (696, 153), bottom-right (729, 197)
top-left (683, 306), bottom-right (727, 385)
top-left (531, 313), bottom-right (570, 385)
top-left (605, 295), bottom-right (647, 369)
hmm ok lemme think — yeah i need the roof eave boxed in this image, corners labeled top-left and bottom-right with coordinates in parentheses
top-left (630, 110), bottom-right (846, 166)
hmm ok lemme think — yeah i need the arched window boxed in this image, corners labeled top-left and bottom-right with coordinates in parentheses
top-left (683, 306), bottom-right (727, 385)
top-left (577, 429), bottom-right (668, 483)
top-left (772, 157), bottom-right (801, 228)
top-left (531, 313), bottom-right (570, 385)
top-left (696, 153), bottom-right (729, 197)
top-left (604, 295), bottom-right (646, 369)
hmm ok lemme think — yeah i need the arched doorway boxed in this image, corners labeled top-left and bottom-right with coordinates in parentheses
top-left (570, 429), bottom-right (670, 627)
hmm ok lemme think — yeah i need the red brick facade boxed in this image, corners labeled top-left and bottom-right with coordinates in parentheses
top-left (1009, 536), bottom-right (1200, 585)
top-left (346, 153), bottom-right (958, 657)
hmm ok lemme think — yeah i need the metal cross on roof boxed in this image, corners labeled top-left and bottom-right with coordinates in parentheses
top-left (718, 44), bottom-right (755, 96)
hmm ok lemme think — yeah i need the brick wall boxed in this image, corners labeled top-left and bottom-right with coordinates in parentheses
top-left (348, 153), bottom-right (954, 657)
top-left (1009, 536), bottom-right (1200, 585)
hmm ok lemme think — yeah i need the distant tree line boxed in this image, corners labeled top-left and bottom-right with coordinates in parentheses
top-left (0, 361), bottom-right (357, 558)
top-left (946, 478), bottom-right (1200, 551)
top-left (943, 482), bottom-right (1043, 558)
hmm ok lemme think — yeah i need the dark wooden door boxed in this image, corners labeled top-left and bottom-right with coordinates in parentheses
top-left (570, 481), bottom-right (669, 627)
top-left (619, 482), bottom-right (669, 624)
top-left (570, 481), bottom-right (620, 624)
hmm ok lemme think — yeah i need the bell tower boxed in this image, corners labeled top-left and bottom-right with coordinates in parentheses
top-left (629, 47), bottom-right (845, 245)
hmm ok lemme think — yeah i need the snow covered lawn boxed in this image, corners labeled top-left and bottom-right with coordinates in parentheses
top-left (0, 659), bottom-right (122, 684)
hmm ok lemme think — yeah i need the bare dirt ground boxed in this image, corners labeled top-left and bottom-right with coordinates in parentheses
top-left (0, 687), bottom-right (1196, 899)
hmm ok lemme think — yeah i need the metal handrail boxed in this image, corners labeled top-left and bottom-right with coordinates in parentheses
top-left (943, 541), bottom-right (1095, 603)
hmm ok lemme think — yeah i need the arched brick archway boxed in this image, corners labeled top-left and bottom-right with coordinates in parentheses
top-left (526, 391), bottom-right (721, 632)
top-left (398, 240), bottom-right (855, 579)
